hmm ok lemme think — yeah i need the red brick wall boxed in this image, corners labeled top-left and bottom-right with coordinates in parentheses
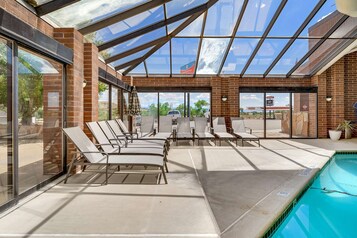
top-left (83, 43), bottom-right (99, 137)
top-left (344, 52), bottom-right (357, 137)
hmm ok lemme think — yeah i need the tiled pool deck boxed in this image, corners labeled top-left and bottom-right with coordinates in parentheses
top-left (0, 139), bottom-right (356, 238)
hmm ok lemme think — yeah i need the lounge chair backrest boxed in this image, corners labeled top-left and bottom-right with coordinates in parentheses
top-left (116, 119), bottom-right (129, 133)
top-left (231, 117), bottom-right (245, 133)
top-left (159, 116), bottom-right (172, 133)
top-left (212, 117), bottom-right (227, 133)
top-left (97, 121), bottom-right (126, 146)
top-left (107, 120), bottom-right (125, 137)
top-left (141, 116), bottom-right (154, 134)
top-left (63, 127), bottom-right (104, 163)
top-left (194, 117), bottom-right (208, 133)
top-left (177, 117), bottom-right (191, 133)
top-left (86, 122), bottom-right (115, 152)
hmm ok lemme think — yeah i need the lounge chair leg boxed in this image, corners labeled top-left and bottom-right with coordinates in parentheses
top-left (158, 173), bottom-right (162, 184)
top-left (165, 161), bottom-right (169, 173)
top-left (64, 156), bottom-right (76, 184)
top-left (105, 165), bottom-right (109, 185)
top-left (161, 166), bottom-right (168, 184)
top-left (118, 165), bottom-right (120, 171)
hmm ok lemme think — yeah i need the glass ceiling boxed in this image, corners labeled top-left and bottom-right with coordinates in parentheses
top-left (22, 0), bottom-right (357, 78)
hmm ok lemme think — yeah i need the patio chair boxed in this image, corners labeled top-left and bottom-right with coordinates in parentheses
top-left (175, 117), bottom-right (194, 146)
top-left (194, 117), bottom-right (215, 146)
top-left (212, 117), bottom-right (237, 146)
top-left (99, 121), bottom-right (167, 154)
top-left (154, 116), bottom-right (173, 140)
top-left (62, 127), bottom-right (167, 184)
top-left (139, 116), bottom-right (155, 138)
top-left (116, 118), bottom-right (139, 140)
top-left (230, 117), bottom-right (260, 147)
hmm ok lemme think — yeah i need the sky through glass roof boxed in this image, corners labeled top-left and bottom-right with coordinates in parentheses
top-left (20, 0), bottom-right (357, 78)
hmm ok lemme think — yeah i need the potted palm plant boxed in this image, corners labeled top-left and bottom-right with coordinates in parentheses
top-left (337, 120), bottom-right (355, 139)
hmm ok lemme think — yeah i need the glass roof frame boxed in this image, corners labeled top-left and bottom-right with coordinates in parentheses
top-left (21, 0), bottom-right (357, 78)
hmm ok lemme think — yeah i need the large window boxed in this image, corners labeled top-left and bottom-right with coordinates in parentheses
top-left (239, 89), bottom-right (317, 138)
top-left (111, 87), bottom-right (120, 119)
top-left (98, 82), bottom-right (109, 121)
top-left (0, 37), bottom-right (13, 206)
top-left (0, 36), bottom-right (64, 207)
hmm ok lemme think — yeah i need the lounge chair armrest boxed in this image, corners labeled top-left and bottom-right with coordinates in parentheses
top-left (210, 127), bottom-right (214, 134)
top-left (227, 127), bottom-right (233, 133)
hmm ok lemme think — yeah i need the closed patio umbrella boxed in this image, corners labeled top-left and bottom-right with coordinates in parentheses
top-left (128, 86), bottom-right (141, 116)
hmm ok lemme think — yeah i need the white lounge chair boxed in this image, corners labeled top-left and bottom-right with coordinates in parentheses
top-left (175, 117), bottom-right (194, 146)
top-left (62, 127), bottom-right (167, 184)
top-left (231, 117), bottom-right (260, 147)
top-left (212, 117), bottom-right (237, 146)
top-left (194, 117), bottom-right (215, 145)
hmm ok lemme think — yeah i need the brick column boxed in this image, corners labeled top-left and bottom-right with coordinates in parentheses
top-left (329, 58), bottom-right (345, 130)
top-left (83, 43), bottom-right (99, 137)
top-left (210, 77), bottom-right (222, 118)
top-left (312, 74), bottom-right (327, 138)
top-left (53, 28), bottom-right (84, 166)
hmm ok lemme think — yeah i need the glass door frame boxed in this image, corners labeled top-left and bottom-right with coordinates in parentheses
top-left (239, 87), bottom-right (318, 139)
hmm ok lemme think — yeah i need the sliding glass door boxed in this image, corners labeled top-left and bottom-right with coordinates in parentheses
top-left (239, 89), bottom-right (317, 138)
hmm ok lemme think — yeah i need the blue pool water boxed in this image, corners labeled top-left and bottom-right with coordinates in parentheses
top-left (272, 153), bottom-right (357, 238)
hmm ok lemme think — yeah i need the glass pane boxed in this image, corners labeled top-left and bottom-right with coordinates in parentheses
top-left (292, 93), bottom-right (317, 138)
top-left (111, 87), bottom-right (120, 119)
top-left (88, 6), bottom-right (165, 45)
top-left (167, 18), bottom-right (188, 34)
top-left (106, 27), bottom-right (166, 58)
top-left (293, 39), bottom-right (343, 76)
top-left (18, 47), bottom-right (63, 194)
top-left (43, 0), bottom-right (148, 29)
top-left (127, 62), bottom-right (146, 75)
top-left (0, 37), bottom-right (13, 206)
top-left (269, 39), bottom-right (319, 75)
top-left (138, 93), bottom-right (158, 130)
top-left (189, 93), bottom-right (210, 122)
top-left (245, 39), bottom-right (289, 75)
top-left (146, 42), bottom-right (170, 75)
top-left (204, 0), bottom-right (244, 36)
top-left (239, 93), bottom-right (264, 137)
top-left (171, 38), bottom-right (199, 75)
top-left (299, 0), bottom-right (339, 38)
top-left (236, 0), bottom-right (281, 37)
top-left (98, 82), bottom-right (109, 121)
top-left (159, 92), bottom-right (185, 124)
top-left (221, 38), bottom-right (259, 74)
top-left (268, 0), bottom-right (319, 37)
top-left (266, 93), bottom-right (290, 138)
top-left (177, 14), bottom-right (204, 36)
top-left (166, 0), bottom-right (208, 18)
top-left (197, 38), bottom-right (229, 74)
top-left (110, 46), bottom-right (153, 68)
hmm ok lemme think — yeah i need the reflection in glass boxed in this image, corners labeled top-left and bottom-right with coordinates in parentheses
top-left (221, 38), bottom-right (259, 74)
top-left (111, 87), bottom-right (120, 119)
top-left (88, 6), bottom-right (164, 45)
top-left (268, 0), bottom-right (318, 37)
top-left (122, 91), bottom-right (130, 128)
top-left (166, 0), bottom-right (208, 18)
top-left (98, 82), bottom-right (109, 121)
top-left (146, 42), bottom-right (170, 75)
top-left (167, 18), bottom-right (188, 35)
top-left (106, 27), bottom-right (166, 59)
top-left (204, 0), bottom-right (243, 36)
top-left (236, 0), bottom-right (281, 37)
top-left (245, 39), bottom-right (288, 75)
top-left (197, 38), bottom-right (229, 74)
top-left (239, 93), bottom-right (264, 137)
top-left (17, 47), bottom-right (63, 194)
top-left (0, 37), bottom-right (13, 206)
top-left (292, 93), bottom-right (317, 138)
top-left (266, 93), bottom-right (290, 138)
top-left (43, 0), bottom-right (147, 29)
top-left (177, 14), bottom-right (204, 37)
top-left (171, 38), bottom-right (199, 75)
